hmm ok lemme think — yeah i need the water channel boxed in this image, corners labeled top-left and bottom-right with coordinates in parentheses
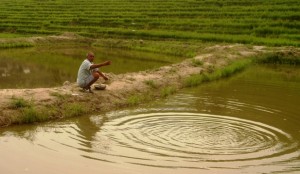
top-left (0, 64), bottom-right (299, 174)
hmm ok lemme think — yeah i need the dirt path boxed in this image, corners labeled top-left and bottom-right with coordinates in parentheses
top-left (1, 43), bottom-right (275, 127)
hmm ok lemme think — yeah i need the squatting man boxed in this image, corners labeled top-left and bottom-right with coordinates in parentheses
top-left (77, 52), bottom-right (111, 93)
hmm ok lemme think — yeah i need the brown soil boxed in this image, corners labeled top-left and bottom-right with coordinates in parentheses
top-left (0, 34), bottom-right (297, 127)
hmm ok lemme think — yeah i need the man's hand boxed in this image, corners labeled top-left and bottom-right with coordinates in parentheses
top-left (103, 76), bottom-right (109, 81)
top-left (104, 61), bottom-right (111, 66)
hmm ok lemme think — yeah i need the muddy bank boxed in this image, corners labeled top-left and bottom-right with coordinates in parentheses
top-left (0, 32), bottom-right (94, 48)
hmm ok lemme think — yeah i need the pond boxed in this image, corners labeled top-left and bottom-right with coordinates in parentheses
top-left (0, 46), bottom-right (183, 89)
top-left (0, 65), bottom-right (300, 174)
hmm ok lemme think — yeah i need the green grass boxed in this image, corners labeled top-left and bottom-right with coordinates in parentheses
top-left (93, 38), bottom-right (201, 57)
top-left (184, 52), bottom-right (300, 88)
top-left (191, 59), bottom-right (204, 67)
top-left (20, 107), bottom-right (48, 124)
top-left (185, 59), bottom-right (253, 87)
top-left (9, 97), bottom-right (50, 124)
top-left (0, 33), bottom-right (31, 38)
top-left (10, 97), bottom-right (31, 109)
top-left (126, 93), bottom-right (154, 106)
top-left (63, 103), bottom-right (87, 118)
top-left (9, 100), bottom-right (89, 124)
top-left (256, 52), bottom-right (300, 65)
top-left (127, 95), bottom-right (143, 106)
top-left (0, 42), bottom-right (34, 49)
top-left (0, 0), bottom-right (299, 46)
top-left (161, 86), bottom-right (176, 97)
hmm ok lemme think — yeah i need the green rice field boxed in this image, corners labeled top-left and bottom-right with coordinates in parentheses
top-left (0, 0), bottom-right (299, 46)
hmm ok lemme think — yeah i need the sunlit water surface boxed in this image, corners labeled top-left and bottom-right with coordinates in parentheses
top-left (1, 65), bottom-right (300, 174)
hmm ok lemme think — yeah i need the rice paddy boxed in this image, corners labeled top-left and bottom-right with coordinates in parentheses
top-left (0, 0), bottom-right (299, 46)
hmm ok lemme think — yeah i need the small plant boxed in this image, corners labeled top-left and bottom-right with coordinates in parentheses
top-left (20, 107), bottom-right (48, 124)
top-left (144, 80), bottom-right (158, 88)
top-left (207, 65), bottom-right (215, 73)
top-left (41, 105), bottom-right (60, 119)
top-left (64, 103), bottom-right (87, 118)
top-left (161, 86), bottom-right (176, 97)
top-left (184, 74), bottom-right (205, 87)
top-left (191, 58), bottom-right (203, 66)
top-left (10, 97), bottom-right (31, 109)
top-left (127, 95), bottom-right (142, 106)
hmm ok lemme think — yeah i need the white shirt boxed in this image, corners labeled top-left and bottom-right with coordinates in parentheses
top-left (77, 59), bottom-right (93, 86)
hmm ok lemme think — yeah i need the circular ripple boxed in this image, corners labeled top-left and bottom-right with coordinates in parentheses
top-left (101, 112), bottom-right (299, 167)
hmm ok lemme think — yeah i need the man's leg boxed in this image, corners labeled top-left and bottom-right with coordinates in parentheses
top-left (84, 72), bottom-right (100, 92)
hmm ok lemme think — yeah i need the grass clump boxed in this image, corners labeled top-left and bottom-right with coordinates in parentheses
top-left (184, 74), bottom-right (206, 87)
top-left (161, 86), bottom-right (176, 97)
top-left (10, 97), bottom-right (31, 109)
top-left (20, 107), bottom-right (48, 124)
top-left (9, 97), bottom-right (50, 124)
top-left (127, 94), bottom-right (153, 106)
top-left (216, 59), bottom-right (252, 78)
top-left (127, 95), bottom-right (143, 106)
top-left (185, 59), bottom-right (252, 87)
top-left (63, 103), bottom-right (87, 118)
top-left (191, 59), bottom-right (203, 67)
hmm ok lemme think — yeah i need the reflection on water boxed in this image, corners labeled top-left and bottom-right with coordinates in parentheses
top-left (0, 46), bottom-right (182, 88)
top-left (0, 65), bottom-right (300, 174)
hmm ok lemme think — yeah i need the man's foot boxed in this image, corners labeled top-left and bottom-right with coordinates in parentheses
top-left (81, 87), bottom-right (94, 93)
top-left (87, 88), bottom-right (94, 93)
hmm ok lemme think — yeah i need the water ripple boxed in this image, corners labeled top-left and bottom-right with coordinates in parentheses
top-left (98, 112), bottom-right (299, 168)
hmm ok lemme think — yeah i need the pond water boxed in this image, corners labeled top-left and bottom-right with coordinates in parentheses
top-left (0, 46), bottom-right (182, 89)
top-left (1, 65), bottom-right (300, 174)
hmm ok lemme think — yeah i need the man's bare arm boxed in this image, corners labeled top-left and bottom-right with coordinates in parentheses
top-left (90, 61), bottom-right (111, 70)
top-left (98, 71), bottom-right (109, 80)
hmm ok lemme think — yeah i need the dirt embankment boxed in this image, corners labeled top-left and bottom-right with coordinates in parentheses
top-left (1, 41), bottom-right (275, 127)
top-left (0, 32), bottom-right (94, 45)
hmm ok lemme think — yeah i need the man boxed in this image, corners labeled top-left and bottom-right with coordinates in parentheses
top-left (77, 52), bottom-right (111, 93)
